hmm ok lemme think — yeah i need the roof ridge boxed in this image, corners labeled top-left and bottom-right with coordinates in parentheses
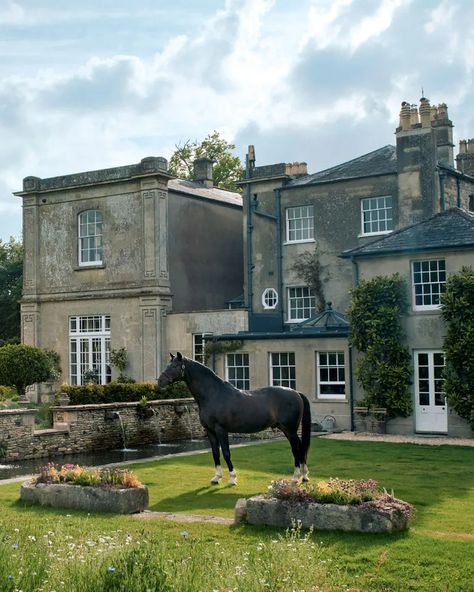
top-left (312, 144), bottom-right (395, 177)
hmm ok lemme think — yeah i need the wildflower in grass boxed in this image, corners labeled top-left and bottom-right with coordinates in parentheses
top-left (107, 566), bottom-right (116, 573)
top-left (180, 531), bottom-right (189, 538)
top-left (11, 543), bottom-right (18, 549)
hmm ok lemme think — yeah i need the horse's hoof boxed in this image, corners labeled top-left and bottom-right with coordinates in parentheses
top-left (302, 476), bottom-right (310, 482)
top-left (210, 478), bottom-right (220, 485)
top-left (228, 479), bottom-right (237, 487)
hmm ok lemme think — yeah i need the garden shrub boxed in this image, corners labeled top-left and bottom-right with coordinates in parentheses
top-left (0, 344), bottom-right (57, 398)
top-left (441, 266), bottom-right (474, 427)
top-left (348, 274), bottom-right (412, 417)
top-left (35, 463), bottom-right (143, 488)
top-left (58, 381), bottom-right (191, 405)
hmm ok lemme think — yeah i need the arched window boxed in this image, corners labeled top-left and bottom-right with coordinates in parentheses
top-left (78, 210), bottom-right (103, 266)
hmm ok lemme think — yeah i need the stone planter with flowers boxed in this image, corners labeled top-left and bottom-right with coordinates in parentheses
top-left (235, 478), bottom-right (413, 534)
top-left (20, 463), bottom-right (148, 514)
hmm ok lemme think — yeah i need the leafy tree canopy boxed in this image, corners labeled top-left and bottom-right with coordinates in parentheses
top-left (168, 131), bottom-right (244, 193)
top-left (0, 237), bottom-right (23, 344)
top-left (0, 344), bottom-right (57, 398)
top-left (441, 266), bottom-right (474, 426)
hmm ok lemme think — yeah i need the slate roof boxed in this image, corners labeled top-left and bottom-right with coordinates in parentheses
top-left (287, 145), bottom-right (397, 187)
top-left (169, 179), bottom-right (242, 208)
top-left (341, 208), bottom-right (474, 259)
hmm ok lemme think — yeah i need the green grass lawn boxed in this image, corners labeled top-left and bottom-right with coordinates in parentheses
top-left (0, 437), bottom-right (473, 591)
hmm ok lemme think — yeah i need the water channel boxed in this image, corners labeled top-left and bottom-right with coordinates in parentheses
top-left (0, 436), bottom-right (257, 480)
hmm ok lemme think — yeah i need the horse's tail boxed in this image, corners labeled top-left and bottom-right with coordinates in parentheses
top-left (299, 392), bottom-right (311, 463)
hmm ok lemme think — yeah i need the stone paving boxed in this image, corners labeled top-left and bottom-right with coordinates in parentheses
top-left (322, 431), bottom-right (474, 446)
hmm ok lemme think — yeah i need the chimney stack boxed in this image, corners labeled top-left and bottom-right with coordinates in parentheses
top-left (193, 154), bottom-right (214, 188)
top-left (456, 139), bottom-right (474, 176)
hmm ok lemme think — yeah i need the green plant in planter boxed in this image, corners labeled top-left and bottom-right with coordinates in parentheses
top-left (136, 396), bottom-right (154, 420)
top-left (110, 347), bottom-right (135, 383)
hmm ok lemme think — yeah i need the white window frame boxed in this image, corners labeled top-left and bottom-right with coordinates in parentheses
top-left (78, 210), bottom-right (103, 267)
top-left (286, 205), bottom-right (314, 243)
top-left (269, 352), bottom-right (296, 389)
top-left (360, 196), bottom-right (393, 236)
top-left (316, 351), bottom-right (346, 400)
top-left (412, 259), bottom-right (446, 311)
top-left (192, 333), bottom-right (213, 364)
top-left (287, 286), bottom-right (315, 323)
top-left (69, 315), bottom-right (111, 385)
top-left (225, 352), bottom-right (250, 390)
top-left (262, 288), bottom-right (278, 309)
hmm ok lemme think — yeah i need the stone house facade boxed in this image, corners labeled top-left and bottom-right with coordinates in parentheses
top-left (15, 156), bottom-right (246, 401)
top-left (210, 98), bottom-right (474, 437)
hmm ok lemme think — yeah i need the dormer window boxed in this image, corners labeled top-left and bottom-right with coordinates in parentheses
top-left (79, 210), bottom-right (103, 266)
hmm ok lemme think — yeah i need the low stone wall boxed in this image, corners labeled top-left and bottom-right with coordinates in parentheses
top-left (0, 399), bottom-right (205, 462)
top-left (0, 399), bottom-right (280, 462)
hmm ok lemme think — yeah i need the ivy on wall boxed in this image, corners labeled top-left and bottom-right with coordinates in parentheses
top-left (441, 266), bottom-right (474, 427)
top-left (348, 273), bottom-right (412, 418)
top-left (204, 340), bottom-right (244, 364)
top-left (293, 247), bottom-right (327, 312)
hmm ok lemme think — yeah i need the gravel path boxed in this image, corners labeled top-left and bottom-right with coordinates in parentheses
top-left (322, 432), bottom-right (474, 446)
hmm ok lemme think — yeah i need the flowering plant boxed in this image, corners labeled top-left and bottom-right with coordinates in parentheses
top-left (34, 463), bottom-right (143, 489)
top-left (267, 478), bottom-right (414, 519)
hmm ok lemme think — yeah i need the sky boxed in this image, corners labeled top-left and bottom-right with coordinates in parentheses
top-left (1, 0), bottom-right (473, 241)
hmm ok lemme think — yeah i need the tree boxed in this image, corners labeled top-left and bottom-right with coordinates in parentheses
top-left (441, 266), bottom-right (474, 427)
top-left (0, 237), bottom-right (23, 344)
top-left (0, 344), bottom-right (56, 399)
top-left (168, 131), bottom-right (244, 192)
top-left (348, 274), bottom-right (412, 418)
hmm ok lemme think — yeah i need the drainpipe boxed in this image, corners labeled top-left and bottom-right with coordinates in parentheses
top-left (349, 345), bottom-right (355, 432)
top-left (456, 177), bottom-right (461, 208)
top-left (246, 152), bottom-right (254, 316)
top-left (351, 256), bottom-right (359, 285)
top-left (438, 169), bottom-right (446, 211)
top-left (275, 188), bottom-right (284, 329)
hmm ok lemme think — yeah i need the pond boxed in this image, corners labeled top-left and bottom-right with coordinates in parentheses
top-left (0, 436), bottom-right (256, 480)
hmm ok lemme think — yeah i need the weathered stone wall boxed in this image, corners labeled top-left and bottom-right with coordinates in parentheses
top-left (0, 399), bottom-right (205, 462)
top-left (0, 399), bottom-right (280, 462)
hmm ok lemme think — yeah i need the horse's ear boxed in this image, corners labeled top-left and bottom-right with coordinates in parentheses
top-left (177, 352), bottom-right (183, 361)
top-left (169, 353), bottom-right (175, 360)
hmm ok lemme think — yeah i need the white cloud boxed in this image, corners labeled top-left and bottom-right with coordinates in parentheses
top-left (0, 0), bottom-right (474, 241)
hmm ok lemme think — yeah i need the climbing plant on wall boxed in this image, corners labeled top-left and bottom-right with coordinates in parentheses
top-left (441, 266), bottom-right (474, 427)
top-left (293, 247), bottom-right (327, 312)
top-left (348, 273), bottom-right (412, 418)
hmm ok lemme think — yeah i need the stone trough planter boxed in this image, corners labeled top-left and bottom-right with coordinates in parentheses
top-left (20, 481), bottom-right (149, 514)
top-left (235, 495), bottom-right (410, 533)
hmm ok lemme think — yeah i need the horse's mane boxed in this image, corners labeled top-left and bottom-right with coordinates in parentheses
top-left (184, 356), bottom-right (239, 393)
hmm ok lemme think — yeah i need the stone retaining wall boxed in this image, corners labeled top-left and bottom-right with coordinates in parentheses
top-left (0, 399), bottom-right (279, 462)
top-left (0, 399), bottom-right (206, 461)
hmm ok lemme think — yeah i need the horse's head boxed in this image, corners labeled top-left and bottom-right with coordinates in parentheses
top-left (156, 352), bottom-right (186, 390)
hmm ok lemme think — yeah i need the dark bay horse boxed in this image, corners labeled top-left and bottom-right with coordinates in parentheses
top-left (156, 352), bottom-right (311, 486)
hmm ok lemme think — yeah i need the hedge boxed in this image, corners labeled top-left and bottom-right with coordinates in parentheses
top-left (57, 381), bottom-right (192, 405)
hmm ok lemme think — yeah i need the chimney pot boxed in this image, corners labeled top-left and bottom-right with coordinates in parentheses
top-left (193, 153), bottom-right (215, 187)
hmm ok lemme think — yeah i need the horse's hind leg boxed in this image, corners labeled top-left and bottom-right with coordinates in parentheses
top-left (215, 425), bottom-right (236, 486)
top-left (206, 429), bottom-right (222, 485)
top-left (281, 429), bottom-right (304, 482)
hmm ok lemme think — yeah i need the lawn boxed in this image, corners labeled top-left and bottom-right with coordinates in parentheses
top-left (0, 437), bottom-right (473, 591)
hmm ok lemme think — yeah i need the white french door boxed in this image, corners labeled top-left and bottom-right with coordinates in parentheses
top-left (414, 351), bottom-right (447, 433)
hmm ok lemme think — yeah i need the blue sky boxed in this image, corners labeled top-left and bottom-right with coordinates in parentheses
top-left (1, 0), bottom-right (473, 240)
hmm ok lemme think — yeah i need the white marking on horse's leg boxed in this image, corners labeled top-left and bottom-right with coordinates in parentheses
top-left (291, 466), bottom-right (301, 483)
top-left (301, 463), bottom-right (309, 482)
top-left (211, 465), bottom-right (222, 485)
top-left (228, 470), bottom-right (237, 486)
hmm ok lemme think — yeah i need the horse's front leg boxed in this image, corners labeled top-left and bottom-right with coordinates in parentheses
top-left (206, 429), bottom-right (222, 485)
top-left (215, 425), bottom-right (236, 486)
